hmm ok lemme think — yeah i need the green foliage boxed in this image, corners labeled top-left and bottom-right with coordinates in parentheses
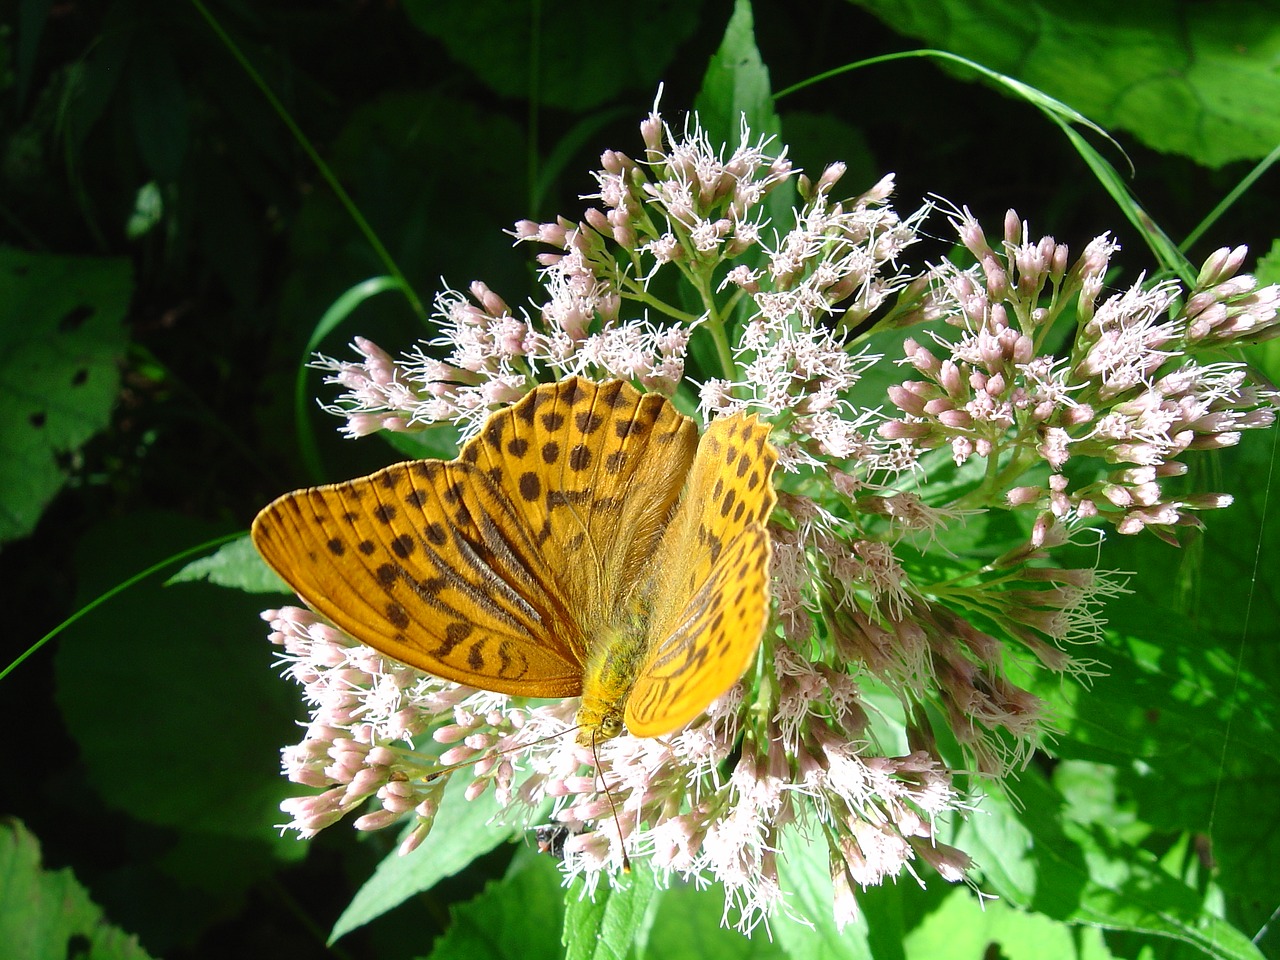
top-left (426, 851), bottom-right (569, 960)
top-left (849, 0), bottom-right (1280, 168)
top-left (0, 820), bottom-right (155, 960)
top-left (168, 534), bottom-right (289, 593)
top-left (4, 0), bottom-right (1278, 958)
top-left (0, 249), bottom-right (131, 543)
top-left (330, 774), bottom-right (518, 942)
top-left (403, 0), bottom-right (704, 111)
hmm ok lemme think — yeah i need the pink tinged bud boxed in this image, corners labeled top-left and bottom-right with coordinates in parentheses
top-left (1116, 513), bottom-right (1146, 535)
top-left (354, 809), bottom-right (403, 832)
top-left (600, 149), bottom-right (630, 174)
top-left (381, 779), bottom-right (418, 800)
top-left (939, 360), bottom-right (964, 397)
top-left (1196, 245), bottom-right (1248, 287)
top-left (904, 340), bottom-right (941, 376)
top-left (1188, 431), bottom-right (1241, 449)
top-left (982, 258), bottom-right (1010, 300)
top-left (986, 373), bottom-right (1007, 396)
top-left (1031, 511), bottom-right (1056, 547)
top-left (512, 219), bottom-right (540, 241)
top-left (1062, 403), bottom-right (1094, 426)
top-left (975, 438), bottom-right (993, 456)
top-left (1183, 492), bottom-right (1233, 510)
top-left (464, 779), bottom-right (490, 802)
top-left (888, 385), bottom-right (928, 416)
top-left (938, 409), bottom-right (973, 429)
top-left (584, 207), bottom-right (614, 239)
top-left (613, 223), bottom-right (636, 249)
top-left (958, 213), bottom-right (992, 260)
top-left (879, 420), bottom-right (933, 440)
top-left (1007, 486), bottom-right (1042, 506)
top-left (1101, 484), bottom-right (1132, 506)
top-left (1004, 209), bottom-right (1022, 247)
top-left (924, 397), bottom-right (956, 415)
top-left (815, 161), bottom-right (847, 196)
top-left (398, 822), bottom-right (431, 857)
top-left (290, 767), bottom-right (333, 788)
top-left (439, 744), bottom-right (477, 766)
top-left (344, 767), bottom-right (389, 801)
top-left (1049, 241), bottom-right (1070, 284)
top-left (433, 723), bottom-right (473, 744)
top-left (913, 839), bottom-right (973, 882)
top-left (1012, 333), bottom-right (1035, 364)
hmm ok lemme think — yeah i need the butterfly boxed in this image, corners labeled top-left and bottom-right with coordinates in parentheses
top-left (251, 377), bottom-right (777, 745)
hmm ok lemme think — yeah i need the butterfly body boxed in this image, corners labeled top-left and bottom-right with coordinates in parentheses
top-left (252, 377), bottom-right (777, 743)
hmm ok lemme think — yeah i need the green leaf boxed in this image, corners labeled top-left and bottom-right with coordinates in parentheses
top-left (126, 37), bottom-right (188, 181)
top-left (641, 878), bottom-right (780, 960)
top-left (563, 859), bottom-right (660, 960)
top-left (167, 534), bottom-right (290, 594)
top-left (776, 826), bottom-right (872, 960)
top-left (695, 0), bottom-right (781, 146)
top-left (850, 0), bottom-right (1280, 168)
top-left (426, 850), bottom-right (567, 960)
top-left (0, 819), bottom-right (157, 960)
top-left (0, 247), bottom-right (131, 542)
top-left (1034, 425), bottom-right (1280, 940)
top-left (958, 767), bottom-right (1265, 960)
top-left (53, 511), bottom-right (303, 852)
top-left (402, 0), bottom-right (702, 111)
top-left (902, 886), bottom-right (1117, 960)
top-left (330, 773), bottom-right (517, 943)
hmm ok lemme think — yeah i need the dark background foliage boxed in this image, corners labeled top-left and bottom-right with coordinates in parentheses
top-left (2, 0), bottom-right (1277, 957)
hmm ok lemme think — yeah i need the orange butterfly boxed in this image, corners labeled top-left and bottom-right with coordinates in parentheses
top-left (252, 377), bottom-right (776, 745)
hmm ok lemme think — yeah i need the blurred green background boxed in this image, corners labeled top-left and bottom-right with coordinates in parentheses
top-left (3, 0), bottom-right (1278, 957)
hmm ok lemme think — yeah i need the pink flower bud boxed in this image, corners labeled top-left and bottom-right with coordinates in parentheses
top-left (1007, 486), bottom-right (1042, 506)
top-left (938, 409), bottom-right (973, 429)
top-left (1003, 209), bottom-right (1022, 247)
top-left (878, 420), bottom-right (933, 440)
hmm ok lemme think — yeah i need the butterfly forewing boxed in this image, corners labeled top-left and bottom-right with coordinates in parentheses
top-left (625, 412), bottom-right (778, 736)
top-left (252, 457), bottom-right (586, 696)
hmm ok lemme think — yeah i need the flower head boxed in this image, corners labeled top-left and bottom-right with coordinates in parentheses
top-left (266, 102), bottom-right (1280, 934)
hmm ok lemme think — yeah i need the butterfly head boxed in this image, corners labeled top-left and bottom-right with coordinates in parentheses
top-left (575, 701), bottom-right (625, 746)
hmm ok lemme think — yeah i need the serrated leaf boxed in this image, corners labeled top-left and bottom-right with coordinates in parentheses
top-left (850, 0), bottom-right (1280, 168)
top-left (0, 819), bottom-right (156, 960)
top-left (0, 248), bottom-right (131, 542)
top-left (330, 774), bottom-right (516, 943)
top-left (958, 768), bottom-right (1265, 960)
top-left (168, 534), bottom-right (290, 594)
top-left (426, 851), bottom-right (567, 960)
top-left (564, 860), bottom-right (660, 960)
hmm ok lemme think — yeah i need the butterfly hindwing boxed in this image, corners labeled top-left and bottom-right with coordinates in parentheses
top-left (625, 412), bottom-right (777, 736)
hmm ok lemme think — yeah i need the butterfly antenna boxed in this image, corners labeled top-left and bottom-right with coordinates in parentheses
top-left (591, 728), bottom-right (632, 874)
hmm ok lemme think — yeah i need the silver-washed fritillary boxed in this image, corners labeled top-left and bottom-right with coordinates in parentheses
top-left (251, 377), bottom-right (777, 744)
